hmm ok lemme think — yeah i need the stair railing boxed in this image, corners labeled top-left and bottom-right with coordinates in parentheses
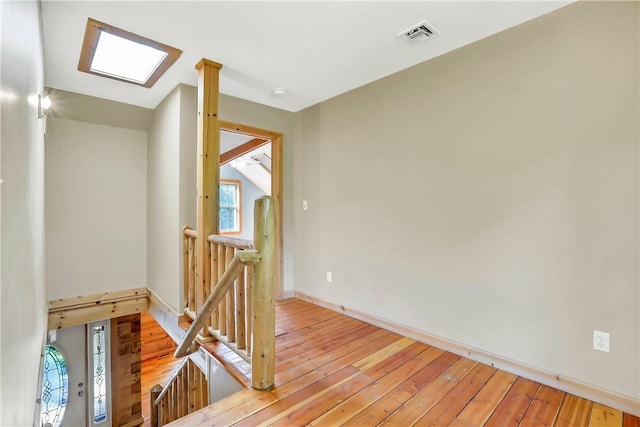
top-left (176, 196), bottom-right (276, 390)
top-left (150, 357), bottom-right (208, 427)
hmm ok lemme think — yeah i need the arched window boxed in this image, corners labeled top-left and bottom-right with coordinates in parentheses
top-left (40, 345), bottom-right (69, 427)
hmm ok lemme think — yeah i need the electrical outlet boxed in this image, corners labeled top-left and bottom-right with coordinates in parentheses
top-left (302, 200), bottom-right (308, 210)
top-left (593, 330), bottom-right (610, 353)
top-left (326, 271), bottom-right (332, 283)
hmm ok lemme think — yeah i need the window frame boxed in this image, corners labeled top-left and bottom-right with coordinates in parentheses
top-left (220, 179), bottom-right (242, 235)
top-left (78, 18), bottom-right (182, 88)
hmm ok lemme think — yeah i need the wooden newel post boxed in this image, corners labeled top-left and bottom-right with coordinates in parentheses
top-left (252, 196), bottom-right (276, 390)
top-left (150, 384), bottom-right (163, 427)
top-left (195, 58), bottom-right (222, 334)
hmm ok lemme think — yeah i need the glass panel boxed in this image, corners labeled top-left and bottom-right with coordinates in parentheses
top-left (41, 345), bottom-right (68, 427)
top-left (220, 183), bottom-right (234, 207)
top-left (91, 325), bottom-right (107, 424)
top-left (220, 182), bottom-right (239, 232)
top-left (220, 207), bottom-right (237, 231)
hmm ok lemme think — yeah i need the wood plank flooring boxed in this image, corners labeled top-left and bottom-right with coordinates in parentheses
top-left (167, 298), bottom-right (639, 426)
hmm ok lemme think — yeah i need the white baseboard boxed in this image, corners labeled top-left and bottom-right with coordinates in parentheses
top-left (280, 289), bottom-right (295, 300)
top-left (293, 290), bottom-right (640, 417)
top-left (147, 288), bottom-right (186, 345)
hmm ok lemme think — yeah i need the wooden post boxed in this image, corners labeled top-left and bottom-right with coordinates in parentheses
top-left (150, 384), bottom-right (163, 427)
top-left (251, 196), bottom-right (276, 390)
top-left (195, 59), bottom-right (222, 332)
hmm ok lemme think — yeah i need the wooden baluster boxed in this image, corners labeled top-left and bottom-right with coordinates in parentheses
top-left (177, 370), bottom-right (184, 418)
top-left (246, 264), bottom-right (253, 356)
top-left (166, 384), bottom-right (172, 423)
top-left (187, 237), bottom-right (195, 314)
top-left (171, 383), bottom-right (177, 422)
top-left (159, 395), bottom-right (165, 425)
top-left (218, 244), bottom-right (227, 336)
top-left (182, 367), bottom-right (189, 418)
top-left (236, 264), bottom-right (246, 349)
top-left (188, 360), bottom-right (196, 413)
top-left (226, 246), bottom-right (236, 342)
top-left (166, 393), bottom-right (170, 424)
top-left (201, 366), bottom-right (209, 408)
top-left (252, 196), bottom-right (276, 390)
top-left (194, 362), bottom-right (203, 410)
top-left (183, 366), bottom-right (189, 417)
top-left (182, 229), bottom-right (190, 313)
top-left (210, 242), bottom-right (219, 330)
top-left (203, 231), bottom-right (212, 334)
top-left (150, 384), bottom-right (162, 427)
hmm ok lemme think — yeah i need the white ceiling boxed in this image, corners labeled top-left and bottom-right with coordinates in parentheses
top-left (221, 130), bottom-right (255, 154)
top-left (42, 1), bottom-right (572, 113)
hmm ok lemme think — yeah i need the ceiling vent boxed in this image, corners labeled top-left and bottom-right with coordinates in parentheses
top-left (397, 20), bottom-right (439, 44)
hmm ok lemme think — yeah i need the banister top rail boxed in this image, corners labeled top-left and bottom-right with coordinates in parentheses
top-left (207, 234), bottom-right (253, 250)
top-left (183, 227), bottom-right (253, 250)
top-left (175, 249), bottom-right (261, 358)
top-left (153, 356), bottom-right (190, 405)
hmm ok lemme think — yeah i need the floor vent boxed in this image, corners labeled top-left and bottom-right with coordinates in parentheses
top-left (397, 20), bottom-right (439, 44)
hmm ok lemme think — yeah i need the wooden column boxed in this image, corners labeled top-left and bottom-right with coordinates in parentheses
top-left (195, 58), bottom-right (222, 331)
top-left (251, 196), bottom-right (276, 390)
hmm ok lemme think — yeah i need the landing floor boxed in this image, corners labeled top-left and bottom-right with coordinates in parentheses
top-left (170, 298), bottom-right (639, 426)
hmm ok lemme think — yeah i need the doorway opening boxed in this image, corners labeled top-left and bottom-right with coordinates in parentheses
top-left (219, 121), bottom-right (284, 299)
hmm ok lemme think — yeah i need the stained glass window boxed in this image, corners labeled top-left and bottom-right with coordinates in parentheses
top-left (40, 345), bottom-right (68, 427)
top-left (90, 322), bottom-right (108, 424)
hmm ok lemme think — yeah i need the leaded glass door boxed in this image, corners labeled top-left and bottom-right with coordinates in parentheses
top-left (43, 324), bottom-right (87, 427)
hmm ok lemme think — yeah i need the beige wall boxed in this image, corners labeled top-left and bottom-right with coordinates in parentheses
top-left (46, 118), bottom-right (147, 300)
top-left (47, 88), bottom-right (152, 131)
top-left (147, 86), bottom-right (183, 311)
top-left (0, 0), bottom-right (48, 422)
top-left (295, 1), bottom-right (639, 399)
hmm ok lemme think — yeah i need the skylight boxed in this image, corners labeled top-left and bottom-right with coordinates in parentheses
top-left (78, 19), bottom-right (181, 88)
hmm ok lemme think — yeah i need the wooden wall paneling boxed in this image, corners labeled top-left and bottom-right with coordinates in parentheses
top-left (111, 314), bottom-right (143, 427)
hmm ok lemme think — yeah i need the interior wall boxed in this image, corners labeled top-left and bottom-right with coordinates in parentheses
top-left (46, 118), bottom-right (147, 300)
top-left (220, 164), bottom-right (267, 241)
top-left (295, 1), bottom-right (639, 400)
top-left (47, 88), bottom-right (152, 132)
top-left (147, 86), bottom-right (182, 311)
top-left (0, 0), bottom-right (48, 423)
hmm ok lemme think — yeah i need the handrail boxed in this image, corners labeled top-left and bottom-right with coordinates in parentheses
top-left (154, 357), bottom-right (189, 405)
top-left (175, 250), bottom-right (261, 357)
top-left (207, 234), bottom-right (253, 250)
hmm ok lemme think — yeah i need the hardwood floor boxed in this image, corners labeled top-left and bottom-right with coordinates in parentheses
top-left (167, 298), bottom-right (639, 426)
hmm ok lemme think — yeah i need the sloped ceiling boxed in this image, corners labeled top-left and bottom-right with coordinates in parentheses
top-left (42, 1), bottom-right (573, 112)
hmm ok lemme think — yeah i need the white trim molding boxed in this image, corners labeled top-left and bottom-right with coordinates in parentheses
top-left (146, 289), bottom-right (186, 345)
top-left (293, 290), bottom-right (640, 417)
top-left (280, 289), bottom-right (295, 300)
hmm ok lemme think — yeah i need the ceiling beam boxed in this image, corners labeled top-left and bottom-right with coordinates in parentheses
top-left (221, 137), bottom-right (270, 166)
